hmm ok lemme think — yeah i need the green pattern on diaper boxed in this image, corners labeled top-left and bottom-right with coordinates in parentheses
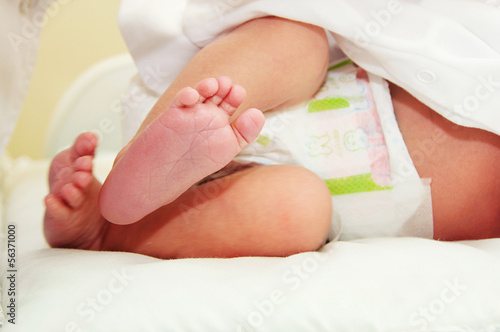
top-left (328, 59), bottom-right (352, 71)
top-left (324, 174), bottom-right (393, 196)
top-left (308, 97), bottom-right (350, 113)
top-left (307, 134), bottom-right (333, 157)
top-left (256, 135), bottom-right (272, 147)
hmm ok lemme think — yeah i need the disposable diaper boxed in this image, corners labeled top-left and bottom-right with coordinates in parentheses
top-left (234, 60), bottom-right (432, 240)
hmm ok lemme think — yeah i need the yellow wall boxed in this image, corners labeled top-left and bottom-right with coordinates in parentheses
top-left (7, 0), bottom-right (127, 159)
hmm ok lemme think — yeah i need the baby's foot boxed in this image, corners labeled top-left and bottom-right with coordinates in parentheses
top-left (44, 132), bottom-right (108, 250)
top-left (99, 77), bottom-right (265, 225)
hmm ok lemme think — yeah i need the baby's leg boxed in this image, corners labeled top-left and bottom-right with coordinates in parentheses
top-left (101, 17), bottom-right (330, 225)
top-left (391, 84), bottom-right (500, 240)
top-left (42, 86), bottom-right (330, 258)
top-left (99, 77), bottom-right (265, 225)
top-left (44, 133), bottom-right (108, 250)
top-left (44, 133), bottom-right (332, 258)
top-left (102, 165), bottom-right (332, 259)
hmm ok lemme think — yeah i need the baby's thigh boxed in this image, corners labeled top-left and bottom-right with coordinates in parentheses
top-left (390, 84), bottom-right (500, 241)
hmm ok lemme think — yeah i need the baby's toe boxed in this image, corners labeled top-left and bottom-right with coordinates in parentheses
top-left (194, 77), bottom-right (219, 101)
top-left (73, 132), bottom-right (98, 157)
top-left (232, 108), bottom-right (265, 146)
top-left (61, 183), bottom-right (85, 208)
top-left (204, 76), bottom-right (233, 106)
top-left (220, 84), bottom-right (246, 115)
top-left (75, 155), bottom-right (93, 172)
top-left (172, 87), bottom-right (200, 108)
top-left (44, 194), bottom-right (72, 221)
top-left (73, 171), bottom-right (93, 190)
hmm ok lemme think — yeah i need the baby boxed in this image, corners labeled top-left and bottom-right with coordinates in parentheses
top-left (43, 17), bottom-right (500, 259)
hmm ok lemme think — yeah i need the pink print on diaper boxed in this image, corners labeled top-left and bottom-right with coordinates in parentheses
top-left (354, 68), bottom-right (391, 186)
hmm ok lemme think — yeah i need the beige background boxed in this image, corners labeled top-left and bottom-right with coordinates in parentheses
top-left (7, 0), bottom-right (127, 159)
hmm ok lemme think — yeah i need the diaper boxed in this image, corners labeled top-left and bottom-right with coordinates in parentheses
top-left (233, 60), bottom-right (433, 241)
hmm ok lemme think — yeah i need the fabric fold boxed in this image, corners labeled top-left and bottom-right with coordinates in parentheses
top-left (119, 0), bottom-right (500, 135)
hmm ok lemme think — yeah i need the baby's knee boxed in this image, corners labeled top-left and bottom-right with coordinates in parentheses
top-left (265, 165), bottom-right (333, 254)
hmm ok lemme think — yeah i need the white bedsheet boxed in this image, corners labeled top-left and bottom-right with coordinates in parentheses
top-left (1, 155), bottom-right (500, 331)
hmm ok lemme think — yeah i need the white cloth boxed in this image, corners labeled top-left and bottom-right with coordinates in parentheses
top-left (118, 0), bottom-right (500, 136)
top-left (0, 0), bottom-right (49, 156)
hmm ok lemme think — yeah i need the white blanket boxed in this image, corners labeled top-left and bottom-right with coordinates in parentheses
top-left (1, 155), bottom-right (500, 331)
top-left (119, 0), bottom-right (500, 135)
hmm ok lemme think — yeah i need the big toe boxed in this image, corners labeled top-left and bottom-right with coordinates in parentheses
top-left (232, 108), bottom-right (265, 147)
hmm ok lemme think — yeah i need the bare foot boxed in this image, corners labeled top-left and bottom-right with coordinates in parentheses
top-left (99, 77), bottom-right (265, 225)
top-left (44, 132), bottom-right (108, 250)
